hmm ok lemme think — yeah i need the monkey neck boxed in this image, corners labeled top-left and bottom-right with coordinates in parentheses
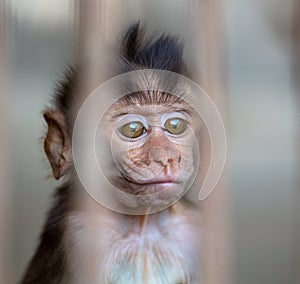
top-left (116, 202), bottom-right (187, 236)
top-left (78, 190), bottom-right (195, 238)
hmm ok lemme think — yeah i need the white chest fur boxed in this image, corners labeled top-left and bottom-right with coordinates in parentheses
top-left (65, 207), bottom-right (201, 284)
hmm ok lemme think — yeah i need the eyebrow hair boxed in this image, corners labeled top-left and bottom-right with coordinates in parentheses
top-left (111, 111), bottom-right (130, 120)
top-left (109, 103), bottom-right (194, 123)
top-left (115, 91), bottom-right (191, 107)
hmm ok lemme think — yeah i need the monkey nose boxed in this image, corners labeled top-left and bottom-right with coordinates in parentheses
top-left (149, 146), bottom-right (168, 166)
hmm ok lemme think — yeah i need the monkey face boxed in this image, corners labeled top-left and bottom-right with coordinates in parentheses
top-left (99, 101), bottom-right (200, 208)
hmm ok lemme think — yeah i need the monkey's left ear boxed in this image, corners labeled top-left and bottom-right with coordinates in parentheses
top-left (43, 110), bottom-right (72, 180)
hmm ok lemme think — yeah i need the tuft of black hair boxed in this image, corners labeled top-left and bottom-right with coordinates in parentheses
top-left (120, 22), bottom-right (187, 74)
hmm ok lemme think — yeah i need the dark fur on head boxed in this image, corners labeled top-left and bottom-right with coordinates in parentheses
top-left (53, 23), bottom-right (187, 126)
top-left (120, 22), bottom-right (186, 73)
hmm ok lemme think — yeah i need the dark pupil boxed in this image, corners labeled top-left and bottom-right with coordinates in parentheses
top-left (130, 123), bottom-right (140, 132)
top-left (170, 119), bottom-right (180, 128)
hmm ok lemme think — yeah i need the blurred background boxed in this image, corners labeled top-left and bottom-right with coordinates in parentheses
top-left (0, 0), bottom-right (299, 283)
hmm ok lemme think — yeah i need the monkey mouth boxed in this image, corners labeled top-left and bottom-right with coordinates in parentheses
top-left (119, 173), bottom-right (181, 195)
top-left (122, 173), bottom-right (177, 185)
top-left (138, 178), bottom-right (176, 185)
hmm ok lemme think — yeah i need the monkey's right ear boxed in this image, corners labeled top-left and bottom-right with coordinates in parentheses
top-left (43, 110), bottom-right (72, 180)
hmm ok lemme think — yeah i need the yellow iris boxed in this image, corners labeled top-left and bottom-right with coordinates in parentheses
top-left (164, 117), bottom-right (187, 135)
top-left (120, 121), bottom-right (145, 138)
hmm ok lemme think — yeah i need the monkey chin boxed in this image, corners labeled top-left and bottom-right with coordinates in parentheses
top-left (113, 179), bottom-right (188, 211)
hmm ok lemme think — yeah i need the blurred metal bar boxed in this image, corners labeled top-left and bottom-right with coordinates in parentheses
top-left (189, 1), bottom-right (232, 283)
top-left (72, 1), bottom-right (125, 282)
top-left (73, 0), bottom-right (125, 94)
top-left (292, 1), bottom-right (300, 283)
top-left (0, 1), bottom-right (12, 283)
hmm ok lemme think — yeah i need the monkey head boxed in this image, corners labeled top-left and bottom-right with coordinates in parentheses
top-left (99, 91), bottom-right (200, 210)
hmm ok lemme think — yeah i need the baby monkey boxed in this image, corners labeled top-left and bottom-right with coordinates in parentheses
top-left (21, 23), bottom-right (203, 284)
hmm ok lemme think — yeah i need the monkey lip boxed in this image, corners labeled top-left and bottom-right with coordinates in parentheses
top-left (116, 174), bottom-right (183, 197)
top-left (121, 172), bottom-right (176, 184)
top-left (139, 180), bottom-right (176, 185)
top-left (119, 174), bottom-right (181, 194)
top-left (131, 176), bottom-right (178, 186)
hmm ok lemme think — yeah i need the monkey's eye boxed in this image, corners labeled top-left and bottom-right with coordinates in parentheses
top-left (164, 117), bottom-right (187, 135)
top-left (120, 121), bottom-right (146, 138)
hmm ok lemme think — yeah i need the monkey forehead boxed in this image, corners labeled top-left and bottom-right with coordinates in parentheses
top-left (103, 95), bottom-right (196, 119)
top-left (116, 91), bottom-right (193, 108)
top-left (107, 104), bottom-right (191, 119)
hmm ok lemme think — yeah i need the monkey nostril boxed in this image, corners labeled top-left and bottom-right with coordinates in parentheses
top-left (167, 158), bottom-right (173, 164)
top-left (178, 155), bottom-right (181, 163)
